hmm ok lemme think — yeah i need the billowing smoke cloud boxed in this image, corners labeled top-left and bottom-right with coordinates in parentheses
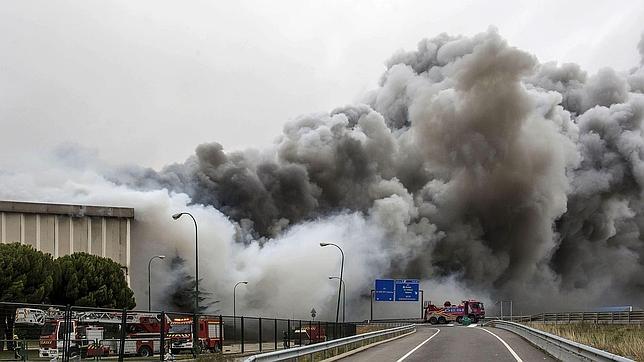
top-left (3, 28), bottom-right (644, 318)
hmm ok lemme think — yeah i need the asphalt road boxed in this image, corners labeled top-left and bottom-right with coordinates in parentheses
top-left (339, 324), bottom-right (555, 362)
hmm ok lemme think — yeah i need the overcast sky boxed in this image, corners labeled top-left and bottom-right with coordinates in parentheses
top-left (1, 0), bottom-right (643, 170)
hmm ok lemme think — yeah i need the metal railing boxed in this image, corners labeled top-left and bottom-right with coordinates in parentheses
top-left (0, 301), bottom-right (357, 361)
top-left (244, 324), bottom-right (415, 361)
top-left (486, 320), bottom-right (634, 362)
top-left (486, 311), bottom-right (644, 324)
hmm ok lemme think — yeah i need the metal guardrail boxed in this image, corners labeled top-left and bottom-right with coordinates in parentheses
top-left (487, 320), bottom-right (634, 362)
top-left (485, 311), bottom-right (644, 324)
top-left (244, 324), bottom-right (415, 361)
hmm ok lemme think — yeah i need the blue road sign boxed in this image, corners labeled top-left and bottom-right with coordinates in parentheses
top-left (375, 279), bottom-right (395, 301)
top-left (374, 279), bottom-right (419, 302)
top-left (394, 280), bottom-right (419, 301)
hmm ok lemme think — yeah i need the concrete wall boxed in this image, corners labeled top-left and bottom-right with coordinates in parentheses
top-left (0, 200), bottom-right (134, 284)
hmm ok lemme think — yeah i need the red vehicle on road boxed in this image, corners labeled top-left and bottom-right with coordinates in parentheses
top-left (424, 300), bottom-right (485, 324)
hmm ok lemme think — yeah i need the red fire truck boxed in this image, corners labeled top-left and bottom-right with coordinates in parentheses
top-left (290, 325), bottom-right (327, 346)
top-left (16, 308), bottom-right (169, 358)
top-left (168, 317), bottom-right (223, 354)
top-left (424, 300), bottom-right (485, 324)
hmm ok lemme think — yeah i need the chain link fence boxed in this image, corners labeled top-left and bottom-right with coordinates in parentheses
top-left (0, 302), bottom-right (356, 361)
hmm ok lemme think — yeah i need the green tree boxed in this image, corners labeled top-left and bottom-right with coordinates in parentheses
top-left (0, 243), bottom-right (55, 350)
top-left (51, 253), bottom-right (136, 309)
top-left (167, 256), bottom-right (219, 313)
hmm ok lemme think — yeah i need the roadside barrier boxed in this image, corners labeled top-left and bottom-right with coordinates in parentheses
top-left (486, 320), bottom-right (634, 362)
top-left (244, 324), bottom-right (415, 361)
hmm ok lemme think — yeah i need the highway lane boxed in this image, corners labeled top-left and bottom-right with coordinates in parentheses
top-left (339, 324), bottom-right (555, 362)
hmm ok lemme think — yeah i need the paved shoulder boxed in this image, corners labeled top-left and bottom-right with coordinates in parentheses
top-left (338, 326), bottom-right (439, 362)
top-left (483, 327), bottom-right (555, 362)
top-left (339, 325), bottom-right (555, 362)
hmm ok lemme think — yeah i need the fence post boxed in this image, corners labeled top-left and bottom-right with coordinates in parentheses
top-left (219, 315), bottom-right (223, 353)
top-left (118, 308), bottom-right (127, 362)
top-left (259, 318), bottom-right (263, 352)
top-left (159, 311), bottom-right (166, 361)
top-left (240, 317), bottom-right (245, 353)
top-left (274, 319), bottom-right (277, 350)
top-left (287, 320), bottom-right (291, 349)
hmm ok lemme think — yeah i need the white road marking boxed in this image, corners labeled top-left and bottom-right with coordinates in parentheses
top-left (395, 328), bottom-right (440, 362)
top-left (467, 323), bottom-right (479, 327)
top-left (478, 327), bottom-right (523, 362)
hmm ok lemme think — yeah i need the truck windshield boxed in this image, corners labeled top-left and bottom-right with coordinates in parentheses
top-left (169, 325), bottom-right (191, 334)
top-left (41, 322), bottom-right (56, 336)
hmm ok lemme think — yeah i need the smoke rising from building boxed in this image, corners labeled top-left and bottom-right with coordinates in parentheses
top-left (3, 28), bottom-right (644, 317)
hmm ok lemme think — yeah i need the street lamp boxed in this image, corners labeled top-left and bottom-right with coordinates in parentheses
top-left (147, 255), bottom-right (166, 311)
top-left (233, 281), bottom-right (248, 341)
top-left (320, 242), bottom-right (344, 325)
top-left (172, 212), bottom-right (199, 352)
top-left (234, 281), bottom-right (249, 320)
top-left (328, 277), bottom-right (345, 323)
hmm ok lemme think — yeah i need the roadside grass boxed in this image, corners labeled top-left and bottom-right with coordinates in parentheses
top-left (525, 322), bottom-right (644, 361)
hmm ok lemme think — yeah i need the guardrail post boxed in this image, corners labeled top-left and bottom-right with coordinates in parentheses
top-left (542, 313), bottom-right (545, 323)
top-left (274, 319), bottom-right (277, 350)
top-left (567, 313), bottom-right (570, 323)
top-left (628, 310), bottom-right (631, 324)
top-left (298, 320), bottom-right (302, 346)
top-left (241, 316), bottom-right (245, 353)
top-left (259, 318), bottom-right (262, 352)
top-left (581, 312), bottom-right (584, 324)
top-left (595, 312), bottom-right (598, 324)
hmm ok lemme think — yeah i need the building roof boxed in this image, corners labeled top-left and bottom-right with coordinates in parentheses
top-left (0, 200), bottom-right (134, 218)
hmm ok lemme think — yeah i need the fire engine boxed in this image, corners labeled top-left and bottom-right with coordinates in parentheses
top-left (15, 307), bottom-right (169, 358)
top-left (289, 326), bottom-right (327, 346)
top-left (168, 317), bottom-right (223, 354)
top-left (424, 300), bottom-right (485, 324)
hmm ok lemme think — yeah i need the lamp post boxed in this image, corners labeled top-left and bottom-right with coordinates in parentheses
top-left (234, 281), bottom-right (249, 318)
top-left (172, 212), bottom-right (199, 352)
top-left (328, 277), bottom-right (345, 323)
top-left (233, 281), bottom-right (248, 340)
top-left (147, 255), bottom-right (166, 311)
top-left (320, 242), bottom-right (344, 325)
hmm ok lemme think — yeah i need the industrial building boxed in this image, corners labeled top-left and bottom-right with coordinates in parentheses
top-left (0, 200), bottom-right (133, 283)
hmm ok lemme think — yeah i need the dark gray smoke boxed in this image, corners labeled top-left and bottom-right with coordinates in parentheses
top-left (112, 28), bottom-right (644, 311)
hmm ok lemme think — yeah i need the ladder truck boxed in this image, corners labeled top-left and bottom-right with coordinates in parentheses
top-left (15, 307), bottom-right (169, 358)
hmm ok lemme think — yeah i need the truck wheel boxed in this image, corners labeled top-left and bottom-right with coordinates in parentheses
top-left (456, 316), bottom-right (463, 324)
top-left (468, 314), bottom-right (478, 323)
top-left (138, 346), bottom-right (153, 357)
top-left (438, 316), bottom-right (447, 324)
top-left (429, 317), bottom-right (438, 324)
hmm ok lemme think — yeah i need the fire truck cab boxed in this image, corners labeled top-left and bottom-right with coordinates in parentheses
top-left (168, 317), bottom-right (223, 354)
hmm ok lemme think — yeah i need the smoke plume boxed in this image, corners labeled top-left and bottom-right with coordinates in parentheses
top-left (3, 28), bottom-right (644, 318)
